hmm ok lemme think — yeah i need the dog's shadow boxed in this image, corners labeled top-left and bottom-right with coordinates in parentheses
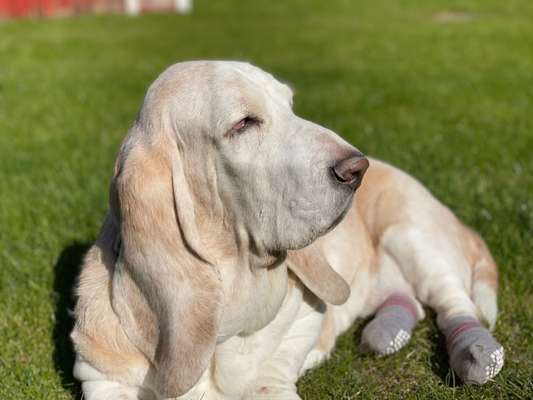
top-left (53, 242), bottom-right (90, 399)
top-left (424, 311), bottom-right (459, 387)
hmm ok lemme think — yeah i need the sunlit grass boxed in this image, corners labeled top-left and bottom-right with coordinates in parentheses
top-left (0, 1), bottom-right (532, 398)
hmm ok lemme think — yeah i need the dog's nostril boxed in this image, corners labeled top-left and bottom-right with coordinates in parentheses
top-left (332, 165), bottom-right (362, 183)
top-left (332, 155), bottom-right (369, 188)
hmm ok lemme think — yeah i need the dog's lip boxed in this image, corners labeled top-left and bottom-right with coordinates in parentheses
top-left (322, 193), bottom-right (354, 234)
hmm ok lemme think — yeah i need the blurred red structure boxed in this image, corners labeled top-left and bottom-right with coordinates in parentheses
top-left (0, 0), bottom-right (190, 18)
top-left (0, 0), bottom-right (116, 18)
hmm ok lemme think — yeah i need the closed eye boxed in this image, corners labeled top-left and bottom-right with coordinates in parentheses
top-left (225, 116), bottom-right (262, 138)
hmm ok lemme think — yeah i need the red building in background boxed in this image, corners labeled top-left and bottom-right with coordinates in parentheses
top-left (0, 0), bottom-right (190, 18)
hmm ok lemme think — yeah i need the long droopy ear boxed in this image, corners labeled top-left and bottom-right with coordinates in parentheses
top-left (287, 244), bottom-right (350, 305)
top-left (111, 130), bottom-right (222, 398)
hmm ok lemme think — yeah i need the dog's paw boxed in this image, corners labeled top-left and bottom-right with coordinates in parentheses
top-left (360, 294), bottom-right (417, 356)
top-left (361, 319), bottom-right (412, 356)
top-left (443, 316), bottom-right (504, 385)
top-left (81, 381), bottom-right (150, 400)
top-left (300, 349), bottom-right (329, 375)
top-left (451, 344), bottom-right (504, 385)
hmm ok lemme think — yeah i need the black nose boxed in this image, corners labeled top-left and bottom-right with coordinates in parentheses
top-left (331, 154), bottom-right (369, 189)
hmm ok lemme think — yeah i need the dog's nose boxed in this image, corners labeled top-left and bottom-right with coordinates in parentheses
top-left (331, 153), bottom-right (369, 189)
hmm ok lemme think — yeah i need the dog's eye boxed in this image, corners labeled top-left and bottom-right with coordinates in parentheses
top-left (233, 117), bottom-right (251, 132)
top-left (226, 116), bottom-right (262, 138)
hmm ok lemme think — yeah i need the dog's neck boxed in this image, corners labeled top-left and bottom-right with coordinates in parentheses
top-left (194, 216), bottom-right (291, 341)
top-left (216, 254), bottom-right (289, 341)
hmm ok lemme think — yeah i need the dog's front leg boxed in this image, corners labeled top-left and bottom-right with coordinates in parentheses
top-left (243, 296), bottom-right (325, 400)
top-left (74, 357), bottom-right (156, 400)
top-left (81, 381), bottom-right (156, 400)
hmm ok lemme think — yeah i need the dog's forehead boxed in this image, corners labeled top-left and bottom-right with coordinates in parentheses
top-left (230, 62), bottom-right (293, 105)
top-left (153, 61), bottom-right (292, 106)
top-left (221, 61), bottom-right (293, 99)
top-left (139, 61), bottom-right (294, 134)
top-left (211, 62), bottom-right (293, 112)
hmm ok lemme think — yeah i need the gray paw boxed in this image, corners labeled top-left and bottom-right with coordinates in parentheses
top-left (361, 319), bottom-right (411, 356)
top-left (451, 344), bottom-right (504, 385)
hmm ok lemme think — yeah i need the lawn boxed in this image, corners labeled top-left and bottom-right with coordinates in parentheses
top-left (0, 0), bottom-right (532, 398)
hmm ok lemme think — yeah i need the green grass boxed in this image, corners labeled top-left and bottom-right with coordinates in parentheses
top-left (1, 0), bottom-right (532, 398)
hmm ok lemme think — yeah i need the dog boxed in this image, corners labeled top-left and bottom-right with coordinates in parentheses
top-left (71, 61), bottom-right (504, 400)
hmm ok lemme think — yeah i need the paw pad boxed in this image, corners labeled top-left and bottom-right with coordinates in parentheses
top-left (485, 347), bottom-right (504, 380)
top-left (384, 329), bottom-right (411, 355)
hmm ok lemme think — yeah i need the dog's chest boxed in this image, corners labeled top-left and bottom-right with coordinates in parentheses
top-left (217, 263), bottom-right (290, 339)
top-left (208, 281), bottom-right (305, 398)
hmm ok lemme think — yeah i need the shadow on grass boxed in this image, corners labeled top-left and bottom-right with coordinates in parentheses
top-left (425, 312), bottom-right (459, 388)
top-left (351, 316), bottom-right (371, 350)
top-left (53, 242), bottom-right (90, 400)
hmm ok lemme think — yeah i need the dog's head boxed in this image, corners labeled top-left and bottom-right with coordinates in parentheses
top-left (110, 61), bottom-right (367, 397)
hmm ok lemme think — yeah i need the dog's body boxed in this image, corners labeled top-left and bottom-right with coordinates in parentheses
top-left (72, 61), bottom-right (502, 400)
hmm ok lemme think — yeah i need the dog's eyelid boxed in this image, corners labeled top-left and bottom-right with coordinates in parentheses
top-left (224, 115), bottom-right (263, 138)
top-left (245, 115), bottom-right (263, 126)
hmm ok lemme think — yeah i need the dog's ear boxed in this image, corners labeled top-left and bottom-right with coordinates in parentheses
top-left (287, 245), bottom-right (350, 305)
top-left (111, 128), bottom-right (221, 398)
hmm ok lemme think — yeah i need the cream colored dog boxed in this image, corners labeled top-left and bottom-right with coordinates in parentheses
top-left (72, 61), bottom-right (503, 400)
